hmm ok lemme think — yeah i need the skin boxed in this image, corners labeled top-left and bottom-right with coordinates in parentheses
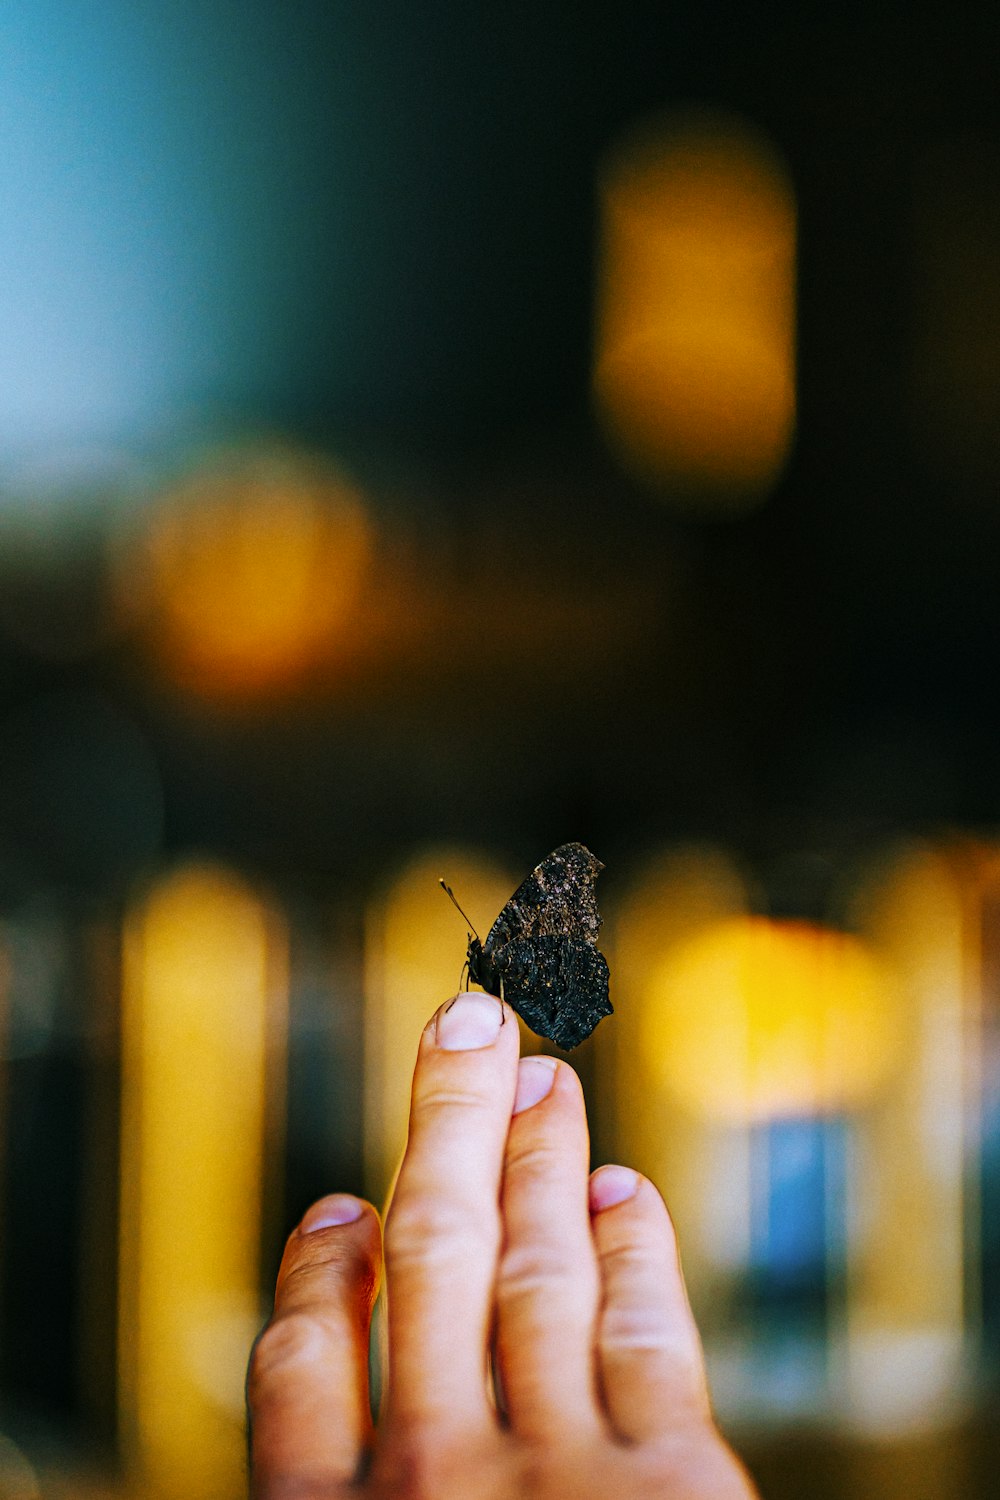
top-left (247, 992), bottom-right (760, 1499)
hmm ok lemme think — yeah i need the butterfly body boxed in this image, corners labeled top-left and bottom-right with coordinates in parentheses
top-left (465, 935), bottom-right (501, 998)
top-left (462, 842), bottom-right (612, 1051)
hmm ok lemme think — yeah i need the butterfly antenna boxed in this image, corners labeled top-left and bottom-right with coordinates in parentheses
top-left (439, 879), bottom-right (481, 941)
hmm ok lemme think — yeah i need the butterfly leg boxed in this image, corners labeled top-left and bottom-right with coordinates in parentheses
top-left (443, 960), bottom-right (471, 1014)
top-left (444, 966), bottom-right (505, 1022)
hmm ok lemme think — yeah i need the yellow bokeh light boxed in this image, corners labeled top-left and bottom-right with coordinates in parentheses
top-left (130, 448), bottom-right (372, 700)
top-left (593, 109), bottom-right (796, 508)
top-left (119, 864), bottom-right (287, 1500)
top-left (641, 915), bottom-right (898, 1120)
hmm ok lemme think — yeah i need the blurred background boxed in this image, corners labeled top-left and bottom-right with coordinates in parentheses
top-left (1, 1), bottom-right (999, 1495)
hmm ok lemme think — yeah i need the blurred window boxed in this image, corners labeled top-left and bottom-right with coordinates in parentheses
top-left (748, 1114), bottom-right (847, 1331)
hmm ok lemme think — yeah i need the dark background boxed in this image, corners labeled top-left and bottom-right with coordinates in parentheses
top-left (1, 1), bottom-right (998, 897)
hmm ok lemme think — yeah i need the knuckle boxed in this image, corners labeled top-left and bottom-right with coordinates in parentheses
top-left (281, 1250), bottom-right (378, 1312)
top-left (598, 1303), bottom-right (676, 1354)
top-left (503, 1134), bottom-right (565, 1180)
top-left (247, 1311), bottom-right (328, 1389)
top-left (598, 1306), bottom-right (707, 1391)
top-left (598, 1237), bottom-right (669, 1282)
top-left (377, 1437), bottom-right (440, 1500)
top-left (516, 1440), bottom-right (601, 1499)
top-left (413, 1082), bottom-right (496, 1119)
top-left (384, 1195), bottom-right (498, 1270)
top-left (496, 1240), bottom-right (594, 1308)
top-left (378, 1428), bottom-right (496, 1500)
top-left (598, 1237), bottom-right (644, 1270)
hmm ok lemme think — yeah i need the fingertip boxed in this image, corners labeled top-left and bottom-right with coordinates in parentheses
top-left (589, 1165), bottom-right (641, 1214)
top-left (429, 991), bottom-right (511, 1051)
top-left (301, 1194), bottom-right (367, 1233)
top-left (277, 1195), bottom-right (382, 1308)
top-left (511, 1054), bottom-right (558, 1114)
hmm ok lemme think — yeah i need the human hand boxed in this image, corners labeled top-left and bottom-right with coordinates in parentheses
top-left (247, 992), bottom-right (760, 1498)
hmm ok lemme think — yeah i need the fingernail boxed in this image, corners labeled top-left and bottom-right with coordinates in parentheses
top-left (512, 1055), bottom-right (558, 1114)
top-left (589, 1166), bottom-right (640, 1213)
top-left (301, 1194), bottom-right (365, 1232)
top-left (435, 992), bottom-right (504, 1051)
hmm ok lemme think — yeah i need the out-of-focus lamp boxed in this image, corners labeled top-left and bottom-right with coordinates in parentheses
top-left (593, 110), bottom-right (796, 509)
top-left (643, 915), bottom-right (896, 1122)
top-left (124, 448), bottom-right (371, 701)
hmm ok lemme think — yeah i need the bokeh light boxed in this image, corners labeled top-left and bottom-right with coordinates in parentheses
top-left (121, 447), bottom-right (372, 702)
top-left (643, 915), bottom-right (896, 1122)
top-left (593, 108), bottom-right (796, 509)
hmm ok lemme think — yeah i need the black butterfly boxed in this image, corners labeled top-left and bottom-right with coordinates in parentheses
top-left (441, 843), bottom-right (612, 1050)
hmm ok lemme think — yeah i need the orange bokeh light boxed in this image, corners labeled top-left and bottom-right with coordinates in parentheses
top-left (131, 449), bottom-right (372, 700)
top-left (593, 109), bottom-right (796, 508)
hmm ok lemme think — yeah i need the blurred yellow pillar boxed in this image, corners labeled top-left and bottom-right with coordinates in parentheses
top-left (846, 845), bottom-right (970, 1441)
top-left (119, 865), bottom-right (287, 1500)
top-left (605, 847), bottom-right (751, 1319)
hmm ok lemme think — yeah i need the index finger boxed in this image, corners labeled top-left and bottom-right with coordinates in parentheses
top-left (381, 992), bottom-right (519, 1435)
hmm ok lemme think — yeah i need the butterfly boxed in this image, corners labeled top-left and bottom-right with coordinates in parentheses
top-left (440, 843), bottom-right (612, 1050)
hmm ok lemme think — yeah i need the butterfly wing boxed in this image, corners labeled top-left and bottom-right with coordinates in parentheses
top-left (484, 843), bottom-right (604, 951)
top-left (483, 844), bottom-right (611, 1050)
top-left (491, 934), bottom-right (612, 1050)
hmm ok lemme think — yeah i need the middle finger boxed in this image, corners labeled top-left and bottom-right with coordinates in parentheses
top-left (494, 1056), bottom-right (602, 1442)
